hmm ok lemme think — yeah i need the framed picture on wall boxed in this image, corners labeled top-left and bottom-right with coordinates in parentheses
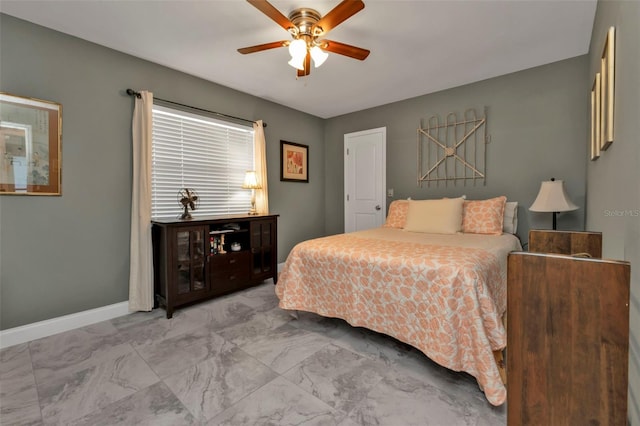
top-left (0, 92), bottom-right (62, 195)
top-left (590, 73), bottom-right (601, 161)
top-left (599, 26), bottom-right (615, 151)
top-left (280, 140), bottom-right (309, 182)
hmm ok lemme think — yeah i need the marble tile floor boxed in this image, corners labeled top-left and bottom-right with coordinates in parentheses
top-left (0, 282), bottom-right (506, 425)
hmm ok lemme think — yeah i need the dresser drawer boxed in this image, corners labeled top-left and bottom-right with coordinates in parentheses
top-left (209, 251), bottom-right (250, 272)
top-left (210, 268), bottom-right (251, 286)
top-left (209, 252), bottom-right (250, 294)
top-left (210, 257), bottom-right (249, 294)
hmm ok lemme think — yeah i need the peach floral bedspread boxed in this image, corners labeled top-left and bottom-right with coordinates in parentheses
top-left (276, 227), bottom-right (521, 406)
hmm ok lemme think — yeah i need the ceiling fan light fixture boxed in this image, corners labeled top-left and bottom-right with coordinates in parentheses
top-left (310, 45), bottom-right (328, 68)
top-left (288, 56), bottom-right (305, 70)
top-left (239, 0), bottom-right (369, 77)
top-left (288, 38), bottom-right (307, 70)
top-left (288, 39), bottom-right (306, 58)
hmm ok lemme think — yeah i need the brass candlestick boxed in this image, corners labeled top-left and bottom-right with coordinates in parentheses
top-left (219, 234), bottom-right (227, 254)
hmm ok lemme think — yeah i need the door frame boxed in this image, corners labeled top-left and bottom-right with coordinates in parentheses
top-left (344, 127), bottom-right (387, 232)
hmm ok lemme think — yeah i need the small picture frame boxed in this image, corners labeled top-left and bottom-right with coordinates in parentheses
top-left (0, 92), bottom-right (62, 195)
top-left (280, 140), bottom-right (308, 182)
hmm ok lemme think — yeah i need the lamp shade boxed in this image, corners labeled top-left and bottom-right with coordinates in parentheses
top-left (242, 171), bottom-right (262, 190)
top-left (288, 39), bottom-right (307, 70)
top-left (287, 56), bottom-right (306, 70)
top-left (310, 46), bottom-right (328, 68)
top-left (529, 179), bottom-right (578, 212)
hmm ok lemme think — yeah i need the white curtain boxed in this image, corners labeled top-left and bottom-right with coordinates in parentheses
top-left (254, 120), bottom-right (269, 214)
top-left (128, 91), bottom-right (154, 312)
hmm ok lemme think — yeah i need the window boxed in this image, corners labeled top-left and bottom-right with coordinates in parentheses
top-left (151, 104), bottom-right (254, 219)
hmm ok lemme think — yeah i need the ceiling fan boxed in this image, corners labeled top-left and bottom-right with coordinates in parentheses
top-left (238, 0), bottom-right (370, 77)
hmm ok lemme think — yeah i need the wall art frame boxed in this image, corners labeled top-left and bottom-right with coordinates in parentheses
top-left (590, 73), bottom-right (601, 161)
top-left (600, 26), bottom-right (615, 151)
top-left (280, 140), bottom-right (308, 182)
top-left (0, 92), bottom-right (62, 195)
top-left (417, 107), bottom-right (488, 187)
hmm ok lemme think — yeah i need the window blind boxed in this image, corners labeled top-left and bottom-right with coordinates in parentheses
top-left (151, 104), bottom-right (254, 219)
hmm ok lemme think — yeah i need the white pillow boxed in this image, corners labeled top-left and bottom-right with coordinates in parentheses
top-left (404, 198), bottom-right (464, 234)
top-left (503, 201), bottom-right (518, 234)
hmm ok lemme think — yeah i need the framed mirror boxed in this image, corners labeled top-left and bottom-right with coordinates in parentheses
top-left (0, 93), bottom-right (62, 195)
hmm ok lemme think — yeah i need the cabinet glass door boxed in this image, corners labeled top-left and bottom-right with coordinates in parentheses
top-left (176, 228), bottom-right (206, 295)
top-left (250, 220), bottom-right (274, 278)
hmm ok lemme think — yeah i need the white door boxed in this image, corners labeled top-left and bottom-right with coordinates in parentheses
top-left (344, 127), bottom-right (386, 233)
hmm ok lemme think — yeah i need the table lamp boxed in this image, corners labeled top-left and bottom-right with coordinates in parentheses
top-left (242, 171), bottom-right (262, 215)
top-left (529, 178), bottom-right (578, 230)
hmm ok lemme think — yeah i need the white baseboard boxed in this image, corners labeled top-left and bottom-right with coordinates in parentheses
top-left (0, 301), bottom-right (130, 349)
top-left (1, 266), bottom-right (289, 349)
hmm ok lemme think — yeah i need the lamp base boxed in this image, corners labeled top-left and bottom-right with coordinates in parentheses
top-left (248, 197), bottom-right (258, 215)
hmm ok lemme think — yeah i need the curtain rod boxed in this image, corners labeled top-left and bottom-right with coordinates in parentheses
top-left (125, 89), bottom-right (266, 128)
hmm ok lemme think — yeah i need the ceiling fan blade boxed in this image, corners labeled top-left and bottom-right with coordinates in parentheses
top-left (297, 52), bottom-right (311, 77)
top-left (322, 40), bottom-right (370, 60)
top-left (313, 0), bottom-right (364, 36)
top-left (238, 41), bottom-right (288, 54)
top-left (247, 0), bottom-right (295, 32)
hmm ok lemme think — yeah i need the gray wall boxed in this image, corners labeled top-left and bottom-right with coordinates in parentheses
top-left (586, 2), bottom-right (640, 424)
top-left (0, 14), bottom-right (326, 329)
top-left (324, 56), bottom-right (589, 244)
top-left (3, 13), bottom-right (637, 421)
top-left (0, 14), bottom-right (591, 329)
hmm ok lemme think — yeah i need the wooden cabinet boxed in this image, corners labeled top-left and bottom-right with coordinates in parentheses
top-left (507, 250), bottom-right (630, 425)
top-left (152, 214), bottom-right (278, 318)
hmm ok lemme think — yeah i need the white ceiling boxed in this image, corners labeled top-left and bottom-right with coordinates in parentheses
top-left (1, 0), bottom-right (596, 119)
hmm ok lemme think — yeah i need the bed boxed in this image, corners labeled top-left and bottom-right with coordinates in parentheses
top-left (275, 197), bottom-right (521, 406)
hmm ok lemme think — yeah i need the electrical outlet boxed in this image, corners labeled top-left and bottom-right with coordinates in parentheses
top-left (387, 188), bottom-right (394, 198)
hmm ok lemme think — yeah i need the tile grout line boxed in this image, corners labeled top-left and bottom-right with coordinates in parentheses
top-left (26, 342), bottom-right (45, 425)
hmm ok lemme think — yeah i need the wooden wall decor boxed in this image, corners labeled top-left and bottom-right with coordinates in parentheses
top-left (590, 27), bottom-right (615, 160)
top-left (417, 107), bottom-right (488, 187)
top-left (600, 27), bottom-right (615, 151)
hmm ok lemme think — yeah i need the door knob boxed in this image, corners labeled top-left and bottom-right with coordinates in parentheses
top-left (375, 205), bottom-right (381, 210)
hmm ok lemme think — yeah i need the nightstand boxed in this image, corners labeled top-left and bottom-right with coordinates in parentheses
top-left (528, 229), bottom-right (602, 257)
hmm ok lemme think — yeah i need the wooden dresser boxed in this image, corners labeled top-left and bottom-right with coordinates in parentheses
top-left (507, 231), bottom-right (630, 425)
top-left (152, 214), bottom-right (278, 318)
